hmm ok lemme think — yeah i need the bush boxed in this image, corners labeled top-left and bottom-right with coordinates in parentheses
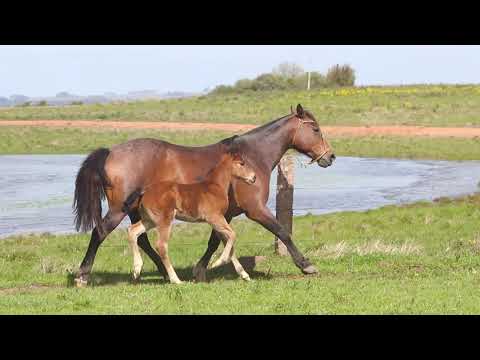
top-left (210, 62), bottom-right (356, 95)
top-left (37, 100), bottom-right (48, 106)
top-left (326, 64), bottom-right (356, 87)
top-left (272, 62), bottom-right (305, 78)
top-left (17, 101), bottom-right (31, 107)
top-left (70, 101), bottom-right (83, 106)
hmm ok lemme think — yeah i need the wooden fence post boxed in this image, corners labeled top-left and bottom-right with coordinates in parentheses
top-left (275, 154), bottom-right (294, 256)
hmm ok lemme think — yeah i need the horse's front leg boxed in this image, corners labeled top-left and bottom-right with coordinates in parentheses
top-left (246, 206), bottom-right (318, 275)
top-left (193, 212), bottom-right (234, 282)
top-left (210, 217), bottom-right (236, 268)
top-left (209, 238), bottom-right (251, 281)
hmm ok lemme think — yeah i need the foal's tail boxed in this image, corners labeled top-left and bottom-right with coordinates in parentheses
top-left (122, 188), bottom-right (144, 214)
top-left (73, 147), bottom-right (111, 235)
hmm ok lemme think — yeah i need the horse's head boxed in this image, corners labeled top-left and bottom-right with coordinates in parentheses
top-left (230, 152), bottom-right (256, 185)
top-left (289, 104), bottom-right (335, 168)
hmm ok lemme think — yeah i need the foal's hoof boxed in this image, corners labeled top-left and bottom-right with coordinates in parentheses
top-left (211, 259), bottom-right (224, 269)
top-left (240, 272), bottom-right (251, 281)
top-left (74, 277), bottom-right (88, 288)
top-left (301, 265), bottom-right (318, 275)
top-left (193, 265), bottom-right (207, 283)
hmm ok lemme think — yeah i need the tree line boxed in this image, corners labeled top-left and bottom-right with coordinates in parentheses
top-left (210, 63), bottom-right (356, 95)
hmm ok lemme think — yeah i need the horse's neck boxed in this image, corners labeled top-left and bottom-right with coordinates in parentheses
top-left (242, 117), bottom-right (294, 171)
top-left (207, 157), bottom-right (232, 194)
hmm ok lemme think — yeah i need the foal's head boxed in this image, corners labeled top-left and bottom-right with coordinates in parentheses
top-left (229, 152), bottom-right (256, 185)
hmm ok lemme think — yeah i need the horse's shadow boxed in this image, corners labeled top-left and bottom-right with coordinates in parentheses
top-left (66, 256), bottom-right (271, 287)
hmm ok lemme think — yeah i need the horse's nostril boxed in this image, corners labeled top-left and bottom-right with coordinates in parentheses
top-left (331, 154), bottom-right (336, 161)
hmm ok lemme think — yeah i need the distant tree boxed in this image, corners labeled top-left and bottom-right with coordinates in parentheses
top-left (209, 62), bottom-right (356, 95)
top-left (326, 64), bottom-right (356, 87)
top-left (56, 91), bottom-right (73, 98)
top-left (37, 100), bottom-right (48, 106)
top-left (0, 97), bottom-right (10, 106)
top-left (70, 101), bottom-right (83, 106)
top-left (272, 62), bottom-right (305, 78)
top-left (10, 94), bottom-right (30, 105)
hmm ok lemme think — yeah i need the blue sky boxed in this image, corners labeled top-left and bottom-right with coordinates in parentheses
top-left (0, 45), bottom-right (479, 97)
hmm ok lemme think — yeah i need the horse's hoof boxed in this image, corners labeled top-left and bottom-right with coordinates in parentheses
top-left (301, 265), bottom-right (318, 275)
top-left (193, 265), bottom-right (207, 283)
top-left (74, 277), bottom-right (88, 288)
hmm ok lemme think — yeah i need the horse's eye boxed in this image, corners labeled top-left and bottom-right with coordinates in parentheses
top-left (313, 128), bottom-right (320, 132)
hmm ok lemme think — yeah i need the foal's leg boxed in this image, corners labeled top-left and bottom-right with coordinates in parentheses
top-left (154, 213), bottom-right (182, 284)
top-left (128, 211), bottom-right (168, 280)
top-left (210, 239), bottom-right (251, 281)
top-left (193, 213), bottom-right (233, 282)
top-left (127, 221), bottom-right (147, 281)
top-left (210, 217), bottom-right (237, 268)
top-left (75, 210), bottom-right (125, 287)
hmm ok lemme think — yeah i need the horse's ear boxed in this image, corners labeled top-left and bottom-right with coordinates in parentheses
top-left (290, 105), bottom-right (295, 114)
top-left (296, 104), bottom-right (305, 118)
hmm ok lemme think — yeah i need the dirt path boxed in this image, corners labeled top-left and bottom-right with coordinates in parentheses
top-left (1, 120), bottom-right (480, 138)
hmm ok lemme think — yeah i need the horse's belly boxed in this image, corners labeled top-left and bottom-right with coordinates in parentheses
top-left (175, 212), bottom-right (204, 223)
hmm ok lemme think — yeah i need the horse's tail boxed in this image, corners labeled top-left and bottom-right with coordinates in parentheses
top-left (73, 147), bottom-right (111, 235)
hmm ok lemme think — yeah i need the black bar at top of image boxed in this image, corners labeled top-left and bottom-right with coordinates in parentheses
top-left (1, 3), bottom-right (479, 45)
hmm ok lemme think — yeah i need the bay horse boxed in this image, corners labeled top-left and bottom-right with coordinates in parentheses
top-left (73, 104), bottom-right (335, 286)
top-left (125, 150), bottom-right (256, 284)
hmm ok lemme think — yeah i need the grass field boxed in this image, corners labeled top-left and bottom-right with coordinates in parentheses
top-left (2, 194), bottom-right (480, 314)
top-left (2, 126), bottom-right (480, 160)
top-left (1, 85), bottom-right (480, 127)
top-left (2, 84), bottom-right (480, 314)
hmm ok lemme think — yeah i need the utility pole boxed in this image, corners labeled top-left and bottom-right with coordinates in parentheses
top-left (275, 154), bottom-right (294, 256)
top-left (307, 55), bottom-right (312, 91)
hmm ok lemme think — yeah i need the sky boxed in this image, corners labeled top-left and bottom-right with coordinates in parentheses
top-left (0, 45), bottom-right (479, 97)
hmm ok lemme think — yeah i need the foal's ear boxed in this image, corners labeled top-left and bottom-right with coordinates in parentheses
top-left (296, 104), bottom-right (305, 118)
top-left (232, 152), bottom-right (245, 163)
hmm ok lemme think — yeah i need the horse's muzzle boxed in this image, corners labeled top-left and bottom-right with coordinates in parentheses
top-left (317, 153), bottom-right (336, 168)
top-left (246, 175), bottom-right (256, 184)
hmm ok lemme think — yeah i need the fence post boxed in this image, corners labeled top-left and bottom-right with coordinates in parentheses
top-left (275, 154), bottom-right (294, 256)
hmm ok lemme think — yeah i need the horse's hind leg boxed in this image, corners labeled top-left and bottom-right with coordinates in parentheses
top-left (128, 211), bottom-right (168, 280)
top-left (75, 210), bottom-right (125, 287)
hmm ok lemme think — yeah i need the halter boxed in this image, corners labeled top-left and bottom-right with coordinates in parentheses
top-left (291, 116), bottom-right (331, 165)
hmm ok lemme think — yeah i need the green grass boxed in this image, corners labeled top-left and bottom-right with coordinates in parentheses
top-left (2, 126), bottom-right (480, 160)
top-left (0, 127), bottom-right (233, 154)
top-left (1, 84), bottom-right (480, 127)
top-left (2, 194), bottom-right (480, 314)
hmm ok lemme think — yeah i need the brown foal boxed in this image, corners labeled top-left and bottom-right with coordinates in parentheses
top-left (125, 151), bottom-right (256, 284)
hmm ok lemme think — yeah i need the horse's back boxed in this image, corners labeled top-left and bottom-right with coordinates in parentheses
top-left (103, 137), bottom-right (224, 207)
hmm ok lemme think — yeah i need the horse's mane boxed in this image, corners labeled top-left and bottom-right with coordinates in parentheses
top-left (219, 134), bottom-right (241, 154)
